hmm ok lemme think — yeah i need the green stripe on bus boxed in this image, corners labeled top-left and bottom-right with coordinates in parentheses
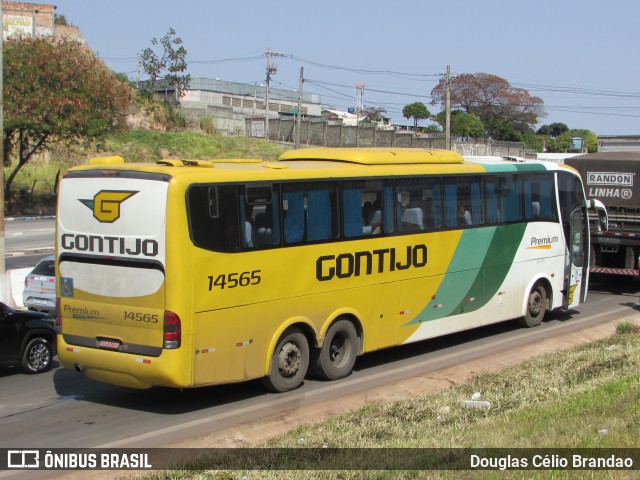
top-left (481, 163), bottom-right (547, 173)
top-left (404, 223), bottom-right (526, 325)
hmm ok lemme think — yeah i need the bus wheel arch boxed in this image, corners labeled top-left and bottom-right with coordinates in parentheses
top-left (518, 279), bottom-right (550, 328)
top-left (311, 315), bottom-right (362, 381)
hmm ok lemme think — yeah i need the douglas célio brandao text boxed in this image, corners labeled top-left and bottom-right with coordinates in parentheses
top-left (470, 454), bottom-right (634, 470)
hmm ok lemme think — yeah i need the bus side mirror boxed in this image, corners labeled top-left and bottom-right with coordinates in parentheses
top-left (599, 211), bottom-right (608, 232)
top-left (589, 199), bottom-right (608, 232)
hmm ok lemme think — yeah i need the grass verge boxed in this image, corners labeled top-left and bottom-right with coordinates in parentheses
top-left (4, 129), bottom-right (287, 215)
top-left (138, 326), bottom-right (639, 480)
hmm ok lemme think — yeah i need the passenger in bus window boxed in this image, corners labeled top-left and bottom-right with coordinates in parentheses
top-left (243, 204), bottom-right (255, 248)
top-left (459, 206), bottom-right (472, 226)
top-left (401, 206), bottom-right (424, 231)
top-left (370, 199), bottom-right (383, 234)
top-left (362, 201), bottom-right (373, 227)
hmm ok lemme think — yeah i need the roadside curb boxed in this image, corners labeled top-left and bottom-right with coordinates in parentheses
top-left (5, 215), bottom-right (56, 221)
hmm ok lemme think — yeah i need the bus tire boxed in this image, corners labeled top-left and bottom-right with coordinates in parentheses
top-left (518, 282), bottom-right (547, 328)
top-left (261, 328), bottom-right (309, 392)
top-left (311, 319), bottom-right (358, 380)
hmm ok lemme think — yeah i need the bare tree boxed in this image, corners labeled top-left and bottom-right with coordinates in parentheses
top-left (140, 28), bottom-right (191, 102)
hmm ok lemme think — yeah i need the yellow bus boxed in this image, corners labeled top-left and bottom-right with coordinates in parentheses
top-left (56, 148), bottom-right (589, 392)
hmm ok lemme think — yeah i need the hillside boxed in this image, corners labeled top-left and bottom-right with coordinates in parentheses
top-left (4, 129), bottom-right (287, 216)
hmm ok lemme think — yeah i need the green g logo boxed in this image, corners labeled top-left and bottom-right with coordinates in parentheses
top-left (80, 190), bottom-right (138, 223)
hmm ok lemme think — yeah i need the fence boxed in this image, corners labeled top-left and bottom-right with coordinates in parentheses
top-left (245, 117), bottom-right (526, 157)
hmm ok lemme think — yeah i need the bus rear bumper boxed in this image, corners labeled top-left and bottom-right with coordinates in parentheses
top-left (58, 337), bottom-right (186, 389)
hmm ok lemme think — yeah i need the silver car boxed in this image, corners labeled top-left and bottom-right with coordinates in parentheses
top-left (23, 255), bottom-right (56, 314)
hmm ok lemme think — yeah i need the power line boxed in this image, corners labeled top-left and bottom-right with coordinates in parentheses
top-left (289, 55), bottom-right (441, 79)
top-left (104, 48), bottom-right (640, 125)
top-left (307, 78), bottom-right (434, 100)
top-left (190, 55), bottom-right (264, 65)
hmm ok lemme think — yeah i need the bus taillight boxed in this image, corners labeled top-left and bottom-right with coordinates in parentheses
top-left (163, 311), bottom-right (181, 349)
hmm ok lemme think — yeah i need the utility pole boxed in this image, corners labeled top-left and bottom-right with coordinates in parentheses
top-left (295, 67), bottom-right (304, 149)
top-left (265, 48), bottom-right (288, 142)
top-left (355, 82), bottom-right (366, 147)
top-left (445, 65), bottom-right (451, 150)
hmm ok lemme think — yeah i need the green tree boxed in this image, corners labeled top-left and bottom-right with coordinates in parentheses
top-left (554, 129), bottom-right (598, 153)
top-left (523, 130), bottom-right (544, 152)
top-left (54, 14), bottom-right (69, 26)
top-left (434, 110), bottom-right (484, 139)
top-left (361, 106), bottom-right (387, 123)
top-left (431, 73), bottom-right (546, 140)
top-left (537, 122), bottom-right (569, 138)
top-left (422, 125), bottom-right (441, 133)
top-left (3, 36), bottom-right (135, 199)
top-left (402, 102), bottom-right (431, 130)
top-left (140, 28), bottom-right (191, 102)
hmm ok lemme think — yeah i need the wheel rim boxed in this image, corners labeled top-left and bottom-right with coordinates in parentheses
top-left (329, 332), bottom-right (350, 367)
top-left (529, 289), bottom-right (543, 317)
top-left (29, 343), bottom-right (50, 371)
top-left (278, 342), bottom-right (301, 378)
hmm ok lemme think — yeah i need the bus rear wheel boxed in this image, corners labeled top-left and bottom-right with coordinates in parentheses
top-left (518, 282), bottom-right (547, 328)
top-left (311, 319), bottom-right (358, 380)
top-left (261, 328), bottom-right (309, 392)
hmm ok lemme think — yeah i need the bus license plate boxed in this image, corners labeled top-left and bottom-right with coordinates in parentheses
top-left (98, 339), bottom-right (121, 351)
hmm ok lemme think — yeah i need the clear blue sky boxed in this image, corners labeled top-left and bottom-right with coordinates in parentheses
top-left (45, 0), bottom-right (640, 135)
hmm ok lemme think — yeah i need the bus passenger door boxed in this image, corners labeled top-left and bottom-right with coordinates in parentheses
top-left (564, 207), bottom-right (589, 308)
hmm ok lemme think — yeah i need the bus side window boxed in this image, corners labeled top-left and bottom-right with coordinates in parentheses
top-left (538, 176), bottom-right (556, 220)
top-left (283, 182), bottom-right (337, 244)
top-left (469, 178), bottom-right (484, 225)
top-left (343, 180), bottom-right (389, 237)
top-left (283, 189), bottom-right (305, 244)
top-left (486, 178), bottom-right (500, 224)
top-left (499, 175), bottom-right (522, 223)
top-left (455, 178), bottom-right (476, 227)
top-left (243, 184), bottom-right (280, 249)
top-left (307, 188), bottom-right (333, 241)
top-left (443, 180), bottom-right (458, 228)
top-left (187, 185), bottom-right (240, 252)
top-left (254, 197), bottom-right (280, 247)
top-left (396, 177), bottom-right (444, 233)
top-left (523, 174), bottom-right (556, 222)
top-left (240, 202), bottom-right (255, 248)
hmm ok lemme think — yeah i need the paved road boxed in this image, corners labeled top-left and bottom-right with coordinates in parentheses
top-left (4, 218), bottom-right (55, 269)
top-left (0, 278), bottom-right (636, 475)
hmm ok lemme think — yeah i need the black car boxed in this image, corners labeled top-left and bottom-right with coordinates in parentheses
top-left (0, 301), bottom-right (56, 374)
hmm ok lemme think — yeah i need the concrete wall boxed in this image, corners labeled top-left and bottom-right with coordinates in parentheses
top-left (4, 268), bottom-right (30, 309)
top-left (598, 136), bottom-right (640, 152)
top-left (246, 117), bottom-right (526, 156)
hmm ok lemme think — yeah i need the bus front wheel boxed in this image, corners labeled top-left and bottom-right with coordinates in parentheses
top-left (518, 282), bottom-right (547, 328)
top-left (311, 319), bottom-right (358, 380)
top-left (261, 328), bottom-right (309, 392)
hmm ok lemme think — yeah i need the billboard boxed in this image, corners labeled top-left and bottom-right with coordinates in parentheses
top-left (3, 15), bottom-right (34, 40)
